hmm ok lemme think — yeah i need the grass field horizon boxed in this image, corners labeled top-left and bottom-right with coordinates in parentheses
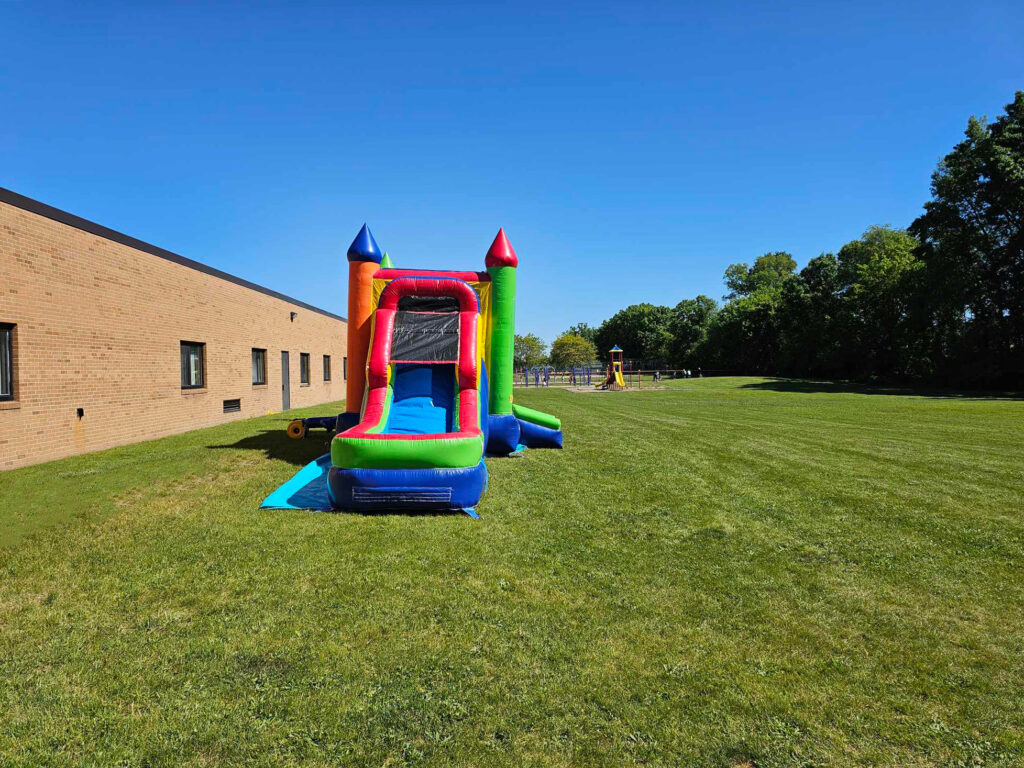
top-left (2, 377), bottom-right (1022, 766)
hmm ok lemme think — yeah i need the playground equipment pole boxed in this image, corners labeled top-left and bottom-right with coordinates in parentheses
top-left (345, 224), bottom-right (382, 416)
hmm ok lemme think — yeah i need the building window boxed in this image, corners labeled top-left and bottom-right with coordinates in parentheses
top-left (252, 348), bottom-right (267, 385)
top-left (343, 356), bottom-right (348, 381)
top-left (0, 324), bottom-right (13, 401)
top-left (300, 353), bottom-right (310, 385)
top-left (180, 341), bottom-right (205, 389)
top-left (323, 355), bottom-right (331, 381)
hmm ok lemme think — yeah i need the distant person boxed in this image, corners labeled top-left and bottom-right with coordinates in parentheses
top-left (697, 367), bottom-right (703, 378)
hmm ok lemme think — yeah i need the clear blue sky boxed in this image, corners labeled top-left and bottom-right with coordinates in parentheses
top-left (3, 1), bottom-right (1022, 343)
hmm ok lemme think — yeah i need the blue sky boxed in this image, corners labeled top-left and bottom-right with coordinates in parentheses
top-left (3, 1), bottom-right (1022, 343)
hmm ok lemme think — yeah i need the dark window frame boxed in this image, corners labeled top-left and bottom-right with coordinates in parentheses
top-left (323, 354), bottom-right (331, 382)
top-left (180, 341), bottom-right (206, 390)
top-left (252, 347), bottom-right (267, 386)
top-left (0, 324), bottom-right (13, 401)
top-left (343, 356), bottom-right (348, 381)
top-left (300, 352), bottom-right (310, 385)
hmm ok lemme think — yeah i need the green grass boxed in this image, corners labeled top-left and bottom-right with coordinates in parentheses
top-left (2, 378), bottom-right (1023, 767)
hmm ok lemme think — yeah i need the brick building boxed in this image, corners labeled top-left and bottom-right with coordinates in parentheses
top-left (0, 188), bottom-right (347, 470)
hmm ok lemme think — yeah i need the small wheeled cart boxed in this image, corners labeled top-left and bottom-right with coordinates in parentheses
top-left (286, 412), bottom-right (362, 440)
top-left (285, 415), bottom-right (341, 440)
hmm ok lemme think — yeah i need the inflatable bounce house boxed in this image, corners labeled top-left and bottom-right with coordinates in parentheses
top-left (262, 225), bottom-right (562, 516)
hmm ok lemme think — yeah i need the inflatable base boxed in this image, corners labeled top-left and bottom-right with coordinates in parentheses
top-left (517, 418), bottom-right (563, 449)
top-left (327, 461), bottom-right (488, 512)
top-left (485, 413), bottom-right (520, 455)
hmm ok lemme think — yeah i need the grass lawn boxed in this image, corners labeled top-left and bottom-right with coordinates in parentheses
top-left (2, 377), bottom-right (1023, 767)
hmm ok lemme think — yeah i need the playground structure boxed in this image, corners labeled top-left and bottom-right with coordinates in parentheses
top-left (597, 345), bottom-right (627, 390)
top-left (275, 225), bottom-right (563, 514)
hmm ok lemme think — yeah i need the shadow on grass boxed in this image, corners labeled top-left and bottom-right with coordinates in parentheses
top-left (740, 378), bottom-right (1024, 400)
top-left (207, 429), bottom-right (331, 466)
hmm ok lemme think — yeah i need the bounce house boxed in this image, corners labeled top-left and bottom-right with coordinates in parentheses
top-left (263, 225), bottom-right (562, 516)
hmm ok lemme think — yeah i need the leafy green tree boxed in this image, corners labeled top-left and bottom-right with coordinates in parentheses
top-left (549, 333), bottom-right (597, 369)
top-left (562, 322), bottom-right (598, 345)
top-left (666, 295), bottom-right (717, 366)
top-left (835, 226), bottom-right (922, 379)
top-left (909, 91), bottom-right (1024, 386)
top-left (705, 291), bottom-right (785, 373)
top-left (724, 252), bottom-right (798, 299)
top-left (706, 252), bottom-right (798, 372)
top-left (594, 303), bottom-right (672, 362)
top-left (513, 333), bottom-right (547, 368)
top-left (777, 253), bottom-right (843, 376)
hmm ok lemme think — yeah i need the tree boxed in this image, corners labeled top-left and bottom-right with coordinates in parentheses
top-left (562, 322), bottom-right (598, 345)
top-left (666, 295), bottom-right (717, 366)
top-left (909, 91), bottom-right (1024, 387)
top-left (705, 252), bottom-right (798, 373)
top-left (513, 333), bottom-right (547, 368)
top-left (594, 303), bottom-right (673, 362)
top-left (777, 253), bottom-right (843, 376)
top-left (704, 291), bottom-right (785, 373)
top-left (835, 226), bottom-right (922, 380)
top-left (549, 333), bottom-right (597, 369)
top-left (724, 252), bottom-right (798, 299)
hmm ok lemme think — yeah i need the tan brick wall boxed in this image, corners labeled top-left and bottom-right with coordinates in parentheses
top-left (0, 200), bottom-right (347, 470)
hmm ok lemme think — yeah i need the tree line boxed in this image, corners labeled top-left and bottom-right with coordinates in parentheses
top-left (517, 92), bottom-right (1024, 388)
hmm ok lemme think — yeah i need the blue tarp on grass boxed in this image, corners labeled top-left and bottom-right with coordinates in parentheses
top-left (261, 453), bottom-right (333, 511)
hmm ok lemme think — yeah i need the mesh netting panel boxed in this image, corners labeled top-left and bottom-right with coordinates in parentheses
top-left (391, 311), bottom-right (459, 362)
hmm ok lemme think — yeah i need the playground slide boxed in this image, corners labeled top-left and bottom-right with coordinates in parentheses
top-left (595, 368), bottom-right (626, 390)
top-left (328, 277), bottom-right (488, 512)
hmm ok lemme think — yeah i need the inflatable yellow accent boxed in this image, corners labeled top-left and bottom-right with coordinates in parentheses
top-left (286, 420), bottom-right (306, 439)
